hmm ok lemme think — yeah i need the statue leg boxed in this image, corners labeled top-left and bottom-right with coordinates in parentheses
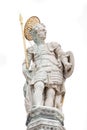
top-left (33, 81), bottom-right (44, 106)
top-left (55, 94), bottom-right (62, 111)
top-left (45, 88), bottom-right (55, 107)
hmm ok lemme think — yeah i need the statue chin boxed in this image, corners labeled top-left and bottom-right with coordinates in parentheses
top-left (40, 36), bottom-right (46, 40)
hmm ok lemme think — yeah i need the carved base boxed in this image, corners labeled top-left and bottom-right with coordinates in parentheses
top-left (27, 106), bottom-right (66, 130)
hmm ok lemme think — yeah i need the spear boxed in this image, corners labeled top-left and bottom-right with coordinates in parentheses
top-left (19, 14), bottom-right (29, 69)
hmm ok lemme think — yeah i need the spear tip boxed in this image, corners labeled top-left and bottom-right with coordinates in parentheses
top-left (19, 14), bottom-right (23, 24)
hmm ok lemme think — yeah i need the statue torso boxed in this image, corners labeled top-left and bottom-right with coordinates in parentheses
top-left (28, 42), bottom-right (64, 86)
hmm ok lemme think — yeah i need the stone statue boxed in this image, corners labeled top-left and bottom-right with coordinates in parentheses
top-left (22, 16), bottom-right (74, 114)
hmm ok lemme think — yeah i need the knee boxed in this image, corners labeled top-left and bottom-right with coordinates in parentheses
top-left (34, 81), bottom-right (44, 92)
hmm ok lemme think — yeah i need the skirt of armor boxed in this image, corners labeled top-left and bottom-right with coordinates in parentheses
top-left (30, 69), bottom-right (65, 93)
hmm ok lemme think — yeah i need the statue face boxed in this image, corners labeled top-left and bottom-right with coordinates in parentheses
top-left (36, 24), bottom-right (46, 40)
top-left (31, 24), bottom-right (47, 43)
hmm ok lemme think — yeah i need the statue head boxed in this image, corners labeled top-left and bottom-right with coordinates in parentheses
top-left (24, 16), bottom-right (46, 44)
top-left (30, 23), bottom-right (47, 43)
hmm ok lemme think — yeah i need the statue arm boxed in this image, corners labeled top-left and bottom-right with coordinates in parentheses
top-left (22, 48), bottom-right (33, 80)
top-left (54, 43), bottom-right (72, 76)
top-left (56, 46), bottom-right (68, 65)
top-left (52, 42), bottom-right (67, 63)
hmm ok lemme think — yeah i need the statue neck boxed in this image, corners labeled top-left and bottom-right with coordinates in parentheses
top-left (34, 40), bottom-right (45, 46)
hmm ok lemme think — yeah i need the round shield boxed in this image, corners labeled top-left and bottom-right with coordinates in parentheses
top-left (64, 51), bottom-right (74, 78)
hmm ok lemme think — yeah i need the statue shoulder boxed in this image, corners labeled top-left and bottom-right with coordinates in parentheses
top-left (27, 44), bottom-right (36, 54)
top-left (47, 42), bottom-right (61, 51)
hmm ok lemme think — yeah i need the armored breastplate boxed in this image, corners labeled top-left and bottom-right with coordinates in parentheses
top-left (33, 44), bottom-right (61, 71)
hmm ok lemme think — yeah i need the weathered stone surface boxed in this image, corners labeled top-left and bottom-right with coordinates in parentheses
top-left (27, 106), bottom-right (65, 130)
top-left (21, 16), bottom-right (74, 130)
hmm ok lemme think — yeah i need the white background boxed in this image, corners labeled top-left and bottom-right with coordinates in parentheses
top-left (0, 0), bottom-right (87, 130)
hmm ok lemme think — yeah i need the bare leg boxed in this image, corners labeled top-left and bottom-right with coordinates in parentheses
top-left (33, 81), bottom-right (44, 106)
top-left (45, 88), bottom-right (55, 107)
top-left (55, 94), bottom-right (63, 111)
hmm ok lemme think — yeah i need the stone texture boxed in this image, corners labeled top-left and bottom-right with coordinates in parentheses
top-left (22, 16), bottom-right (74, 130)
top-left (22, 22), bottom-right (74, 112)
top-left (27, 106), bottom-right (65, 130)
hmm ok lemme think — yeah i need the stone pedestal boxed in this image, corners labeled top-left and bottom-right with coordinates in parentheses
top-left (27, 106), bottom-right (65, 130)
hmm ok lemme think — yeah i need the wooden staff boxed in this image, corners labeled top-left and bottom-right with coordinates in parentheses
top-left (19, 14), bottom-right (29, 69)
